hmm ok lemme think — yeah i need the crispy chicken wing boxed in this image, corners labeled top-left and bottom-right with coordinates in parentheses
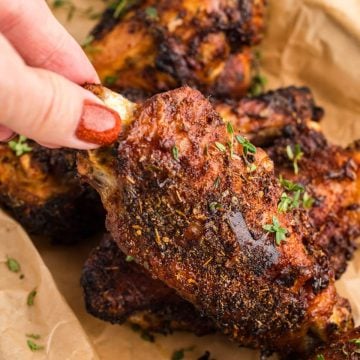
top-left (78, 86), bottom-right (352, 356)
top-left (82, 233), bottom-right (215, 335)
top-left (0, 140), bottom-right (105, 242)
top-left (215, 86), bottom-right (324, 145)
top-left (81, 87), bottom-right (359, 350)
top-left (87, 0), bottom-right (266, 100)
top-left (266, 127), bottom-right (360, 278)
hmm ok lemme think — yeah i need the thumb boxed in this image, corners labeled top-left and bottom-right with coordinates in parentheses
top-left (0, 34), bottom-right (120, 149)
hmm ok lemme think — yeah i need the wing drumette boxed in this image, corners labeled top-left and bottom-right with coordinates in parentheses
top-left (78, 85), bottom-right (352, 356)
top-left (82, 234), bottom-right (215, 335)
top-left (0, 140), bottom-right (104, 242)
top-left (87, 0), bottom-right (266, 100)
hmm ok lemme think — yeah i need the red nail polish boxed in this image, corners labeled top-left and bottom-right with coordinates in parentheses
top-left (0, 127), bottom-right (16, 143)
top-left (76, 102), bottom-right (121, 146)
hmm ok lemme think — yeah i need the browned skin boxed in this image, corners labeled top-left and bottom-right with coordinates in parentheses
top-left (215, 86), bottom-right (324, 145)
top-left (82, 234), bottom-right (215, 335)
top-left (78, 86), bottom-right (353, 356)
top-left (266, 127), bottom-right (360, 279)
top-left (0, 141), bottom-right (104, 242)
top-left (88, 0), bottom-right (266, 100)
top-left (310, 327), bottom-right (360, 360)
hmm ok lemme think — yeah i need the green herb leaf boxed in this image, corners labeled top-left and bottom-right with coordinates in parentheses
top-left (111, 0), bottom-right (140, 19)
top-left (6, 256), bottom-right (21, 273)
top-left (140, 331), bottom-right (155, 342)
top-left (27, 340), bottom-right (44, 351)
top-left (303, 192), bottom-right (315, 209)
top-left (248, 74), bottom-right (267, 97)
top-left (278, 193), bottom-right (292, 213)
top-left (235, 135), bottom-right (256, 157)
top-left (215, 142), bottom-right (226, 153)
top-left (8, 136), bottom-right (32, 156)
top-left (350, 338), bottom-right (360, 347)
top-left (171, 346), bottom-right (195, 360)
top-left (279, 176), bottom-right (304, 192)
top-left (286, 144), bottom-right (303, 174)
top-left (172, 349), bottom-right (185, 360)
top-left (226, 122), bottom-right (234, 135)
top-left (213, 176), bottom-right (221, 189)
top-left (291, 189), bottom-right (301, 209)
top-left (263, 216), bottom-right (288, 246)
top-left (104, 75), bottom-right (118, 86)
top-left (27, 289), bottom-right (37, 306)
top-left (131, 324), bottom-right (155, 342)
top-left (209, 202), bottom-right (222, 212)
top-left (247, 163), bottom-right (257, 173)
top-left (26, 334), bottom-right (41, 340)
top-left (172, 145), bottom-right (179, 161)
top-left (125, 255), bottom-right (134, 262)
top-left (145, 6), bottom-right (158, 20)
top-left (316, 355), bottom-right (325, 360)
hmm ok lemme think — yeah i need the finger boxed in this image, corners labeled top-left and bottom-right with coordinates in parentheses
top-left (0, 0), bottom-right (99, 84)
top-left (0, 125), bottom-right (15, 142)
top-left (0, 35), bottom-right (120, 149)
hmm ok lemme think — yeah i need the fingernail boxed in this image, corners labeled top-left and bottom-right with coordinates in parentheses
top-left (76, 101), bottom-right (121, 146)
top-left (0, 129), bottom-right (17, 143)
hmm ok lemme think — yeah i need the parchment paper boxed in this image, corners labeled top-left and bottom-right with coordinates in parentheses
top-left (1, 0), bottom-right (360, 359)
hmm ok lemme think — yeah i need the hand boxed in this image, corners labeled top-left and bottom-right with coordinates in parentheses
top-left (0, 0), bottom-right (120, 149)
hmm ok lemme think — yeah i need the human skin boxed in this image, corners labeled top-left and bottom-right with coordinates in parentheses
top-left (0, 0), bottom-right (119, 148)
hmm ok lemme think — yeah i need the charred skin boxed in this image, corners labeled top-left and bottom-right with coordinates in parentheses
top-left (88, 0), bottom-right (266, 100)
top-left (266, 127), bottom-right (360, 279)
top-left (309, 327), bottom-right (360, 360)
top-left (0, 141), bottom-right (105, 242)
top-left (78, 86), bottom-right (352, 355)
top-left (82, 234), bottom-right (215, 335)
top-left (215, 86), bottom-right (324, 146)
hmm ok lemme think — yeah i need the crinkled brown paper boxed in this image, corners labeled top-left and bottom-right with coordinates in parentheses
top-left (1, 0), bottom-right (360, 359)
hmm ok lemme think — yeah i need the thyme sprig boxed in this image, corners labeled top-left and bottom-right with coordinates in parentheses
top-left (263, 216), bottom-right (288, 246)
top-left (8, 136), bottom-right (32, 156)
top-left (286, 144), bottom-right (303, 174)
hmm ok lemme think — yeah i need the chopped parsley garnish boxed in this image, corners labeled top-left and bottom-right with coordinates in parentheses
top-left (125, 255), bottom-right (134, 262)
top-left (215, 142), bottom-right (226, 153)
top-left (247, 163), bottom-right (257, 173)
top-left (235, 135), bottom-right (256, 157)
top-left (279, 176), bottom-right (304, 192)
top-left (8, 135), bottom-right (32, 156)
top-left (27, 339), bottom-right (44, 351)
top-left (27, 289), bottom-right (37, 306)
top-left (303, 192), bottom-right (315, 209)
top-left (172, 145), bottom-right (179, 161)
top-left (145, 6), bottom-right (158, 20)
top-left (104, 75), bottom-right (118, 86)
top-left (6, 256), bottom-right (21, 273)
top-left (171, 347), bottom-right (195, 360)
top-left (286, 144), bottom-right (303, 174)
top-left (316, 355), bottom-right (325, 360)
top-left (26, 334), bottom-right (41, 340)
top-left (263, 216), bottom-right (288, 245)
top-left (209, 202), bottom-right (222, 212)
top-left (248, 74), bottom-right (267, 97)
